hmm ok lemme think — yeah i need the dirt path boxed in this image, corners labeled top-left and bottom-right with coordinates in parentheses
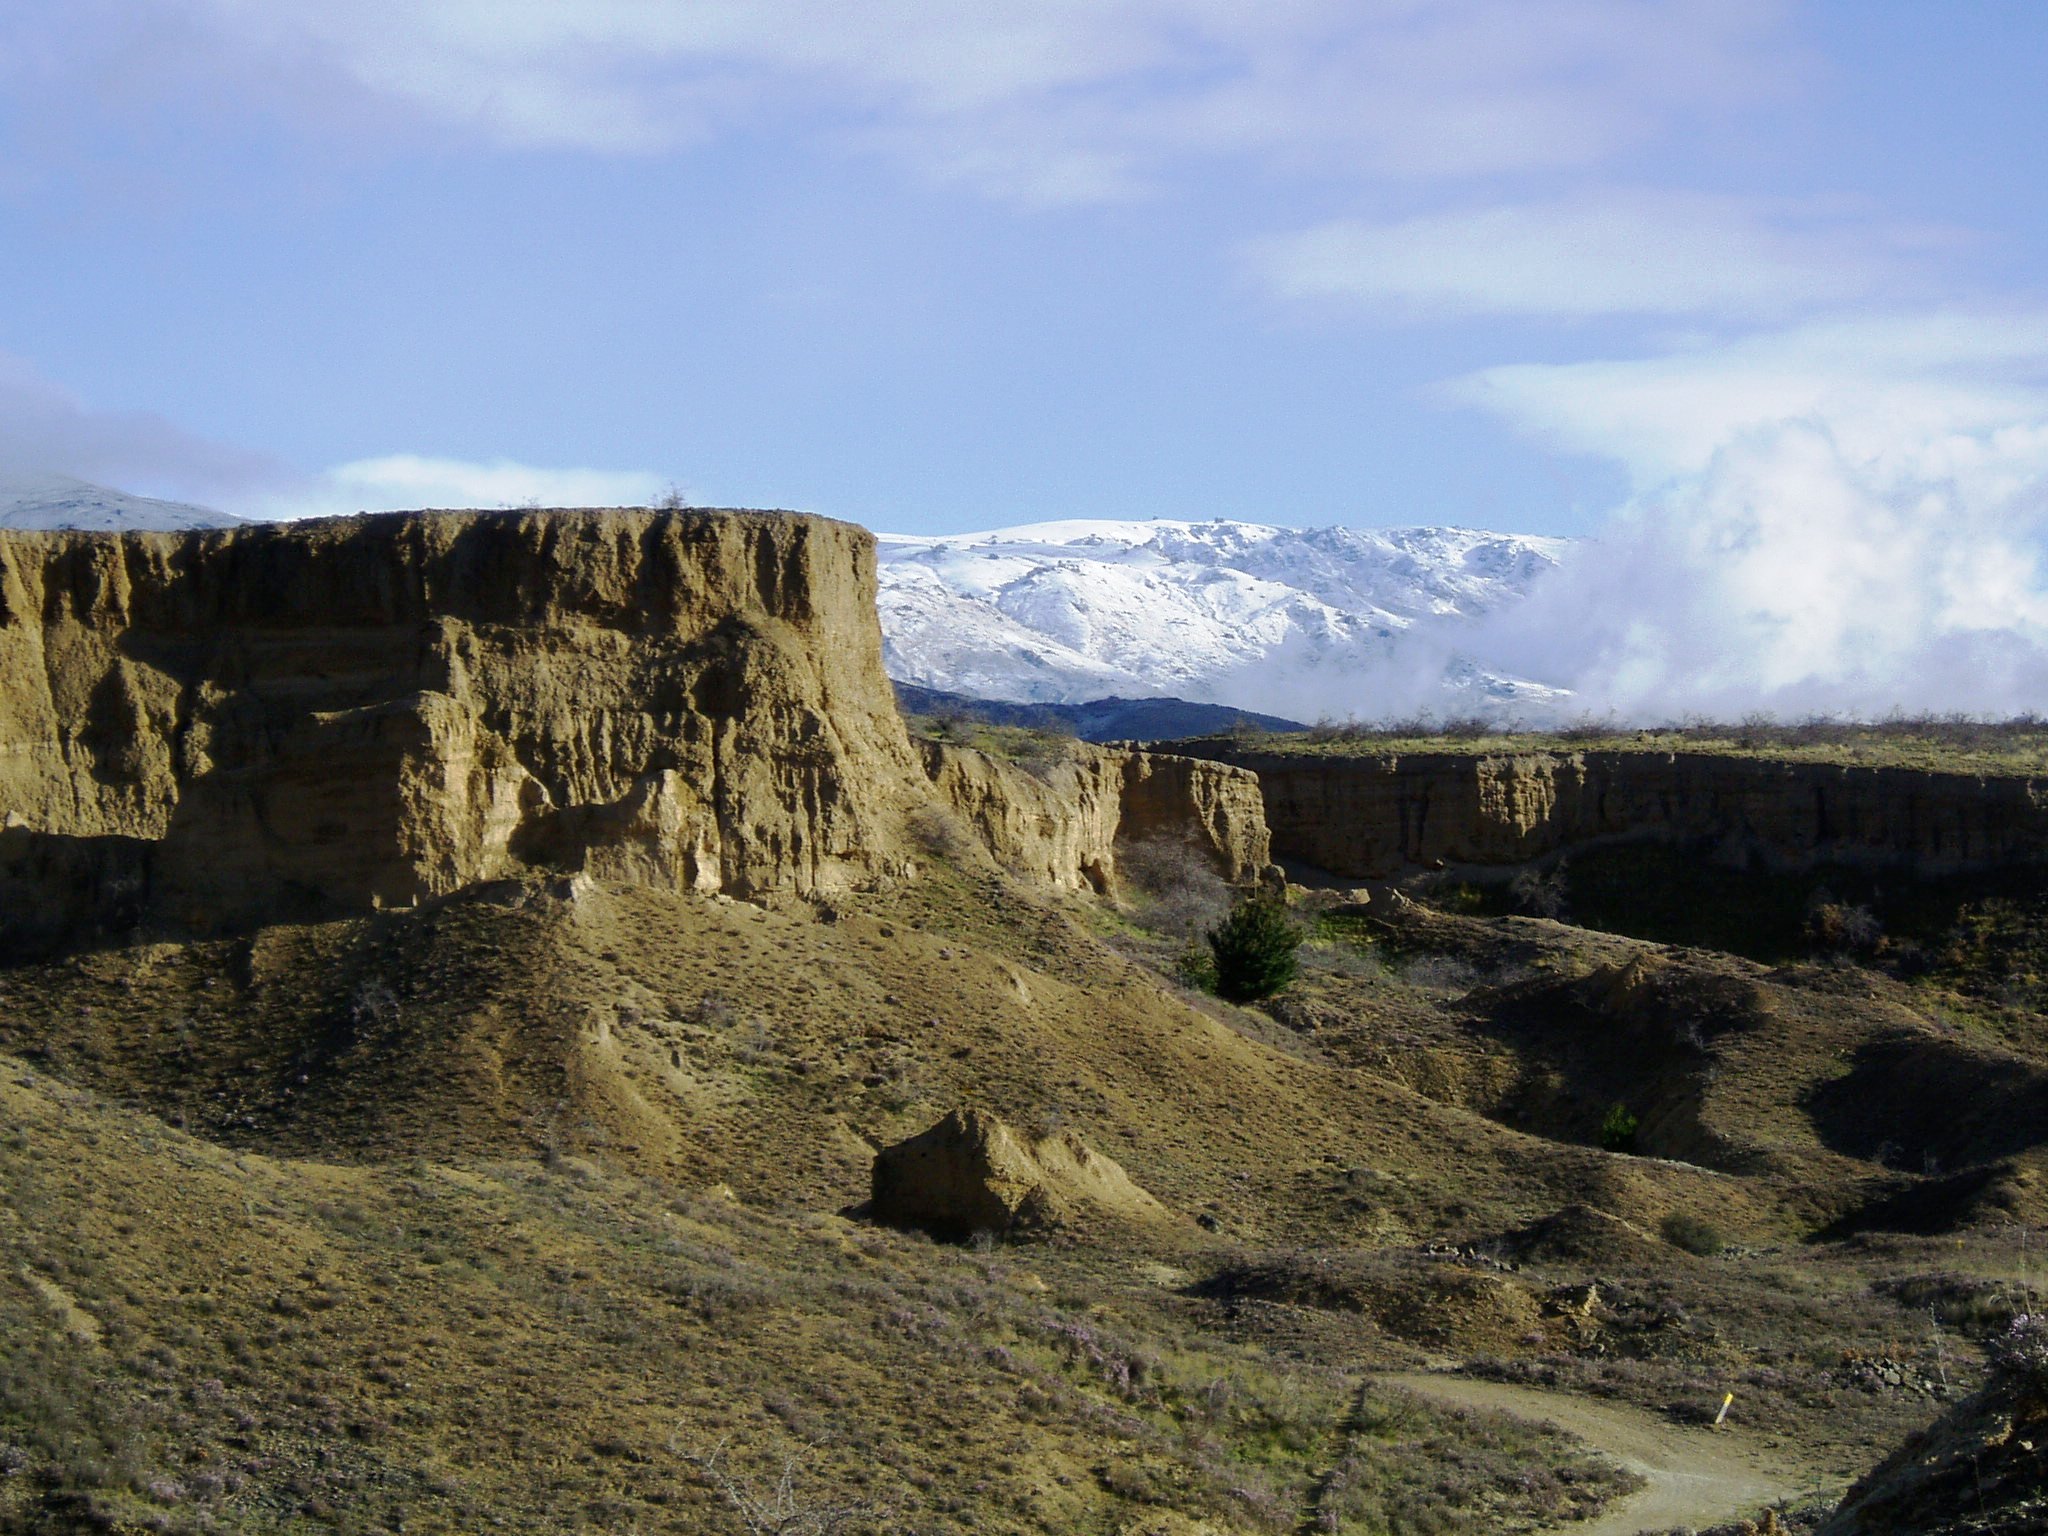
top-left (1380, 1371), bottom-right (1820, 1535)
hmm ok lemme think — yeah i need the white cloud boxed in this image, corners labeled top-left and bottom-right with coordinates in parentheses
top-left (1481, 426), bottom-right (2048, 718)
top-left (0, 353), bottom-right (681, 520)
top-left (1451, 310), bottom-right (2048, 485)
top-left (263, 454), bottom-right (672, 520)
top-left (1252, 192), bottom-right (1934, 320)
top-left (15, 0), bottom-right (1798, 202)
top-left (1447, 311), bottom-right (2048, 718)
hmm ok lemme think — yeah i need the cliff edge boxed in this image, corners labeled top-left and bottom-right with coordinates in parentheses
top-left (1170, 744), bottom-right (2048, 881)
top-left (0, 509), bottom-right (1266, 952)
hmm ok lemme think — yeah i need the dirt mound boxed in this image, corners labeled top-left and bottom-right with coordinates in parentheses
top-left (1506, 1203), bottom-right (1678, 1268)
top-left (1197, 1249), bottom-right (1548, 1355)
top-left (869, 1107), bottom-right (1178, 1240)
top-left (1581, 953), bottom-right (1770, 1044)
top-left (1801, 1033), bottom-right (2048, 1171)
top-left (1822, 1153), bottom-right (2048, 1239)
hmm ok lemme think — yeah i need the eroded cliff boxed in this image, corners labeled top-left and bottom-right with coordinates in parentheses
top-left (917, 739), bottom-right (1268, 892)
top-left (1172, 745), bottom-right (2048, 881)
top-left (0, 509), bottom-right (937, 945)
top-left (0, 509), bottom-right (1268, 952)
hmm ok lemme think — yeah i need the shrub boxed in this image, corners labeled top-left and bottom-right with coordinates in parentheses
top-left (1120, 836), bottom-right (1233, 943)
top-left (1804, 891), bottom-right (1883, 955)
top-left (1599, 1104), bottom-right (1640, 1154)
top-left (1509, 863), bottom-right (1569, 920)
top-left (1659, 1211), bottom-right (1725, 1257)
top-left (906, 804), bottom-right (972, 862)
top-left (1174, 942), bottom-right (1218, 993)
top-left (1992, 1314), bottom-right (2048, 1390)
top-left (1206, 896), bottom-right (1303, 1002)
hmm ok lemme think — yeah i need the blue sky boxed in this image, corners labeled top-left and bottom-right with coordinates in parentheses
top-left (0, 0), bottom-right (2043, 550)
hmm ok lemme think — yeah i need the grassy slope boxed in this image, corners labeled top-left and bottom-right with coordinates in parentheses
top-left (2, 858), bottom-right (2044, 1530)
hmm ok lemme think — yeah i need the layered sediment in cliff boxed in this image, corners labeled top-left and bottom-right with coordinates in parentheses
top-left (0, 509), bottom-right (934, 946)
top-left (917, 740), bottom-right (1269, 892)
top-left (1170, 745), bottom-right (2048, 880)
top-left (0, 509), bottom-right (1270, 953)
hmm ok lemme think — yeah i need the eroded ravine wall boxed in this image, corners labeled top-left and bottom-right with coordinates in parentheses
top-left (1169, 746), bottom-right (2048, 880)
top-left (916, 740), bottom-right (1269, 891)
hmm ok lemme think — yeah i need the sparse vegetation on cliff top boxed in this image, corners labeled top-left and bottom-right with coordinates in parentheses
top-left (1190, 713), bottom-right (2048, 776)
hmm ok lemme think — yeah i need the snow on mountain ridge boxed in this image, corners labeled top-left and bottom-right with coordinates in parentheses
top-left (0, 473), bottom-right (239, 532)
top-left (876, 517), bottom-right (1573, 718)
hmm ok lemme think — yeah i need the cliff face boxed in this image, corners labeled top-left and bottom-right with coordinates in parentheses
top-left (918, 740), bottom-right (1269, 892)
top-left (1173, 747), bottom-right (2048, 880)
top-left (0, 510), bottom-right (1271, 953)
top-left (0, 509), bottom-right (932, 946)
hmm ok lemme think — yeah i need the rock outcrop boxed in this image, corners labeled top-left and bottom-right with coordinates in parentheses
top-left (869, 1107), bottom-right (1177, 1239)
top-left (1821, 1361), bottom-right (2048, 1535)
top-left (917, 740), bottom-right (1269, 893)
top-left (0, 509), bottom-right (930, 947)
top-left (0, 509), bottom-right (1272, 953)
top-left (1171, 745), bottom-right (2048, 880)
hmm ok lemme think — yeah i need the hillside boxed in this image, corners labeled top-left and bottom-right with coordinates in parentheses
top-left (893, 682), bottom-right (1303, 742)
top-left (0, 510), bottom-right (2043, 1533)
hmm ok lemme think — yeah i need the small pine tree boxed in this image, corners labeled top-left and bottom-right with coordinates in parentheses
top-left (1206, 895), bottom-right (1302, 1002)
top-left (1600, 1102), bottom-right (1640, 1154)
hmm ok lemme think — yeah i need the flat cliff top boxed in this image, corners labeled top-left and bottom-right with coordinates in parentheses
top-left (0, 504), bottom-right (853, 538)
top-left (1168, 722), bottom-right (2048, 779)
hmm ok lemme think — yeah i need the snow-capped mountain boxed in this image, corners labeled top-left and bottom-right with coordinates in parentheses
top-left (876, 518), bottom-right (1573, 721)
top-left (0, 473), bottom-right (239, 532)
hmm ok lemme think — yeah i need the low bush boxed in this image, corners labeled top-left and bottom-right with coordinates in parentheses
top-left (1120, 837), bottom-right (1234, 944)
top-left (1660, 1212), bottom-right (1725, 1257)
top-left (1992, 1314), bottom-right (2048, 1390)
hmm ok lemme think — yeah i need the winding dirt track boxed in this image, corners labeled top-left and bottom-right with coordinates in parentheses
top-left (1380, 1372), bottom-right (1819, 1535)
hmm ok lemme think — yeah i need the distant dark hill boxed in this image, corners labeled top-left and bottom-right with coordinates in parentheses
top-left (892, 681), bottom-right (1302, 742)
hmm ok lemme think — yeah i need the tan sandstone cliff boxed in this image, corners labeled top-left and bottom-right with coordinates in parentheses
top-left (0, 509), bottom-right (1266, 951)
top-left (1172, 746), bottom-right (2048, 880)
top-left (917, 739), bottom-right (1269, 892)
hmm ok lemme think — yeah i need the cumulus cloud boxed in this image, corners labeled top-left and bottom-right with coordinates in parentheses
top-left (1252, 192), bottom-right (1941, 321)
top-left (1454, 313), bottom-right (2048, 719)
top-left (8, 0), bottom-right (1798, 202)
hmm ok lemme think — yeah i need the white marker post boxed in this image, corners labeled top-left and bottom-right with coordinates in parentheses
top-left (1714, 1392), bottom-right (1734, 1426)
